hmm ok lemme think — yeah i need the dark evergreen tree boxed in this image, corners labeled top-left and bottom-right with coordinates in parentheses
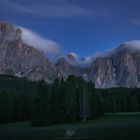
top-left (31, 80), bottom-right (52, 126)
top-left (88, 82), bottom-right (104, 119)
top-left (64, 76), bottom-right (79, 122)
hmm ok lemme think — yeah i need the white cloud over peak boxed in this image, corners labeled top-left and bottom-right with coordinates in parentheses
top-left (93, 40), bottom-right (140, 59)
top-left (19, 27), bottom-right (60, 55)
top-left (83, 56), bottom-right (92, 61)
top-left (69, 52), bottom-right (78, 58)
top-left (124, 40), bottom-right (140, 50)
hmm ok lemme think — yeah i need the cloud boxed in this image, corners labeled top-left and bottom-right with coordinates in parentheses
top-left (84, 56), bottom-right (92, 61)
top-left (19, 27), bottom-right (60, 56)
top-left (94, 49), bottom-right (115, 58)
top-left (0, 0), bottom-right (110, 18)
top-left (130, 19), bottom-right (140, 26)
top-left (69, 52), bottom-right (78, 58)
top-left (93, 40), bottom-right (140, 59)
top-left (123, 40), bottom-right (140, 50)
top-left (0, 0), bottom-right (92, 18)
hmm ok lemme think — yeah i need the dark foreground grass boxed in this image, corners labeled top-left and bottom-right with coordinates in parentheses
top-left (0, 112), bottom-right (140, 140)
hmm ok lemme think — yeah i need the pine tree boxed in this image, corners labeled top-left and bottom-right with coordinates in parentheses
top-left (31, 80), bottom-right (52, 126)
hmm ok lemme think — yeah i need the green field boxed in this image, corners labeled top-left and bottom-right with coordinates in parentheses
top-left (0, 113), bottom-right (140, 140)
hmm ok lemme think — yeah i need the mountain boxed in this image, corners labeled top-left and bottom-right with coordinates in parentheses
top-left (0, 22), bottom-right (56, 82)
top-left (1, 22), bottom-right (140, 88)
top-left (89, 41), bottom-right (140, 88)
top-left (56, 54), bottom-right (88, 80)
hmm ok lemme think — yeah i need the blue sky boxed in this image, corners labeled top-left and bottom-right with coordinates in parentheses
top-left (1, 0), bottom-right (140, 58)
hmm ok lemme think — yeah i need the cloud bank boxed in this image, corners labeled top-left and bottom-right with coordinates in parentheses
top-left (124, 40), bottom-right (140, 50)
top-left (19, 27), bottom-right (59, 56)
top-left (93, 40), bottom-right (140, 59)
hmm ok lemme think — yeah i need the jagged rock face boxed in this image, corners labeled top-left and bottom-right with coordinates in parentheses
top-left (44, 59), bottom-right (57, 83)
top-left (56, 54), bottom-right (88, 80)
top-left (1, 22), bottom-right (140, 88)
top-left (0, 22), bottom-right (56, 82)
top-left (89, 44), bottom-right (140, 88)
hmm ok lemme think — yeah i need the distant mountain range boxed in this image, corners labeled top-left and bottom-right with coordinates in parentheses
top-left (0, 22), bottom-right (140, 88)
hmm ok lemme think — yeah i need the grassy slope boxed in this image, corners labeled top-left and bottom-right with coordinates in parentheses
top-left (0, 113), bottom-right (140, 140)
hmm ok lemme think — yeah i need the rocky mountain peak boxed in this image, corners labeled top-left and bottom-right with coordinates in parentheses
top-left (1, 22), bottom-right (140, 88)
top-left (89, 41), bottom-right (140, 88)
top-left (0, 22), bottom-right (22, 42)
top-left (56, 53), bottom-right (78, 67)
top-left (0, 22), bottom-right (57, 82)
top-left (0, 22), bottom-right (13, 31)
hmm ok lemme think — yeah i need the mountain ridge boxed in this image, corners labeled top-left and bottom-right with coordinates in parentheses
top-left (0, 22), bottom-right (140, 88)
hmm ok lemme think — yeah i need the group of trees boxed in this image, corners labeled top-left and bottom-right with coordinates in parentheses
top-left (31, 76), bottom-right (104, 126)
top-left (96, 88), bottom-right (140, 112)
top-left (0, 75), bottom-right (104, 126)
top-left (0, 75), bottom-right (140, 126)
top-left (0, 75), bottom-right (38, 124)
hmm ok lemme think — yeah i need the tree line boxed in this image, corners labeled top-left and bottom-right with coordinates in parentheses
top-left (31, 76), bottom-right (104, 126)
top-left (0, 75), bottom-right (140, 126)
top-left (96, 88), bottom-right (140, 112)
top-left (0, 75), bottom-right (104, 126)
